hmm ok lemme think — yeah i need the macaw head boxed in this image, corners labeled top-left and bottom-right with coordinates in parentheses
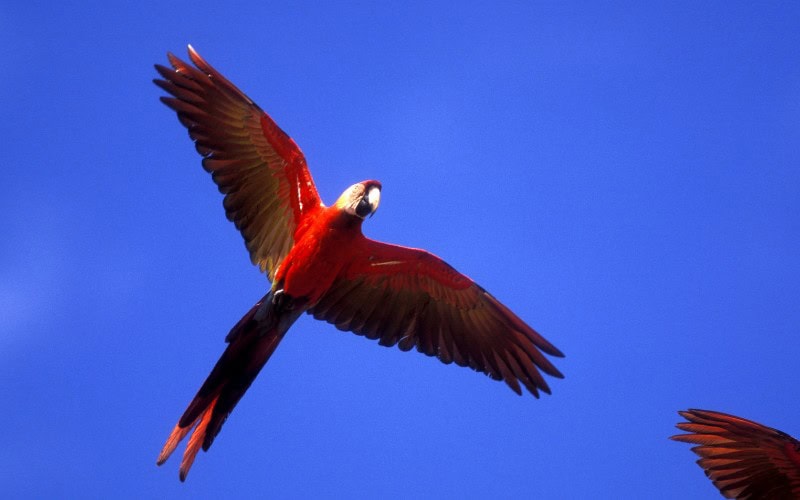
top-left (334, 180), bottom-right (382, 219)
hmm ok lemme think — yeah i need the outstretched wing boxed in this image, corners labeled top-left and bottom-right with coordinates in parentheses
top-left (309, 239), bottom-right (564, 397)
top-left (154, 46), bottom-right (322, 281)
top-left (671, 409), bottom-right (800, 499)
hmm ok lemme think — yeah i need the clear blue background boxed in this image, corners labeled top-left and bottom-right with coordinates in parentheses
top-left (2, 1), bottom-right (799, 498)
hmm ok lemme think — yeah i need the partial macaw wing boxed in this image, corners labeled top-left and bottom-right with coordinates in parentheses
top-left (154, 46), bottom-right (322, 281)
top-left (309, 239), bottom-right (564, 396)
top-left (671, 409), bottom-right (800, 499)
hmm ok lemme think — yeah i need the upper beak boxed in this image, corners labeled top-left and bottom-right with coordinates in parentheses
top-left (366, 186), bottom-right (381, 217)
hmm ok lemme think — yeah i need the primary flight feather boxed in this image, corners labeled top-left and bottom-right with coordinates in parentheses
top-left (672, 409), bottom-right (800, 499)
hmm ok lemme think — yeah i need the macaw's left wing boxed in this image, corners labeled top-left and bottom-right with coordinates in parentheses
top-left (671, 409), bottom-right (800, 499)
top-left (309, 239), bottom-right (564, 397)
top-left (154, 47), bottom-right (322, 281)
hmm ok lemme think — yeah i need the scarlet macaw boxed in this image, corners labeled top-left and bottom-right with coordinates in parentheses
top-left (672, 409), bottom-right (800, 498)
top-left (154, 46), bottom-right (564, 481)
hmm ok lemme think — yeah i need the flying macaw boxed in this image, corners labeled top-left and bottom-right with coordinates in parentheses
top-left (671, 409), bottom-right (800, 499)
top-left (154, 46), bottom-right (565, 481)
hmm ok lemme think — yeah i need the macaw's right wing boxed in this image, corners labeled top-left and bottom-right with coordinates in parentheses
top-left (310, 238), bottom-right (564, 397)
top-left (154, 46), bottom-right (322, 281)
top-left (671, 408), bottom-right (800, 499)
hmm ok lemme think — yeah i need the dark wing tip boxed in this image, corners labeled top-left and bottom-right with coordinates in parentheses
top-left (154, 63), bottom-right (175, 80)
top-left (166, 51), bottom-right (184, 69)
top-left (187, 44), bottom-right (202, 64)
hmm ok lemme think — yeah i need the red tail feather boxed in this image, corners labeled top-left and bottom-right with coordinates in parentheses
top-left (156, 294), bottom-right (302, 481)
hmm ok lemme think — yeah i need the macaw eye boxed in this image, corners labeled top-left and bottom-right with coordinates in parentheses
top-left (355, 196), bottom-right (372, 218)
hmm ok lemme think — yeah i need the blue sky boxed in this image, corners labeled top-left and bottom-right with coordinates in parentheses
top-left (2, 1), bottom-right (799, 498)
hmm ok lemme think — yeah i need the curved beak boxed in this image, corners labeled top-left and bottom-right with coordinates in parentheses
top-left (365, 185), bottom-right (381, 217)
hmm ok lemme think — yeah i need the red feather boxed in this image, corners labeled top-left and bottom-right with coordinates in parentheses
top-left (672, 409), bottom-right (800, 499)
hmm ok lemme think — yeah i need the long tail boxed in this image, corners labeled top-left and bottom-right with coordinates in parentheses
top-left (157, 292), bottom-right (302, 481)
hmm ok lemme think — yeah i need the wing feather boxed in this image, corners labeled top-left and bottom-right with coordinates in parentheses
top-left (671, 409), bottom-right (800, 498)
top-left (155, 46), bottom-right (322, 280)
top-left (309, 238), bottom-right (564, 396)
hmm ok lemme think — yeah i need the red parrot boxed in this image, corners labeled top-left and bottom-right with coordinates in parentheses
top-left (671, 409), bottom-right (800, 499)
top-left (154, 46), bottom-right (564, 481)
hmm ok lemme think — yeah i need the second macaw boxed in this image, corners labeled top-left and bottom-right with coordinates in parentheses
top-left (154, 46), bottom-right (565, 481)
top-left (672, 409), bottom-right (800, 498)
